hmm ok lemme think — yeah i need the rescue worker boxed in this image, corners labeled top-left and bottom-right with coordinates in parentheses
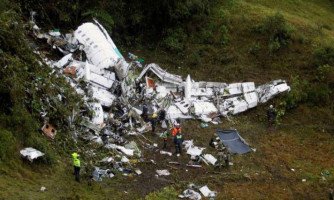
top-left (71, 152), bottom-right (81, 182)
top-left (174, 132), bottom-right (184, 156)
top-left (171, 123), bottom-right (182, 137)
top-left (141, 104), bottom-right (149, 122)
top-left (160, 129), bottom-right (170, 149)
top-left (267, 105), bottom-right (277, 130)
top-left (216, 147), bottom-right (231, 168)
top-left (150, 112), bottom-right (158, 133)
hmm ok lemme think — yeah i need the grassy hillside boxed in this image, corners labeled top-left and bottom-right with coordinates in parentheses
top-left (0, 0), bottom-right (333, 199)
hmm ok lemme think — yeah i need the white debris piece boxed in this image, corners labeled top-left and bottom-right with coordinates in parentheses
top-left (89, 103), bottom-right (104, 125)
top-left (156, 169), bottom-right (170, 176)
top-left (175, 100), bottom-right (191, 114)
top-left (179, 189), bottom-right (202, 200)
top-left (203, 154), bottom-right (217, 165)
top-left (100, 157), bottom-right (114, 163)
top-left (20, 147), bottom-right (45, 162)
top-left (193, 101), bottom-right (218, 116)
top-left (135, 169), bottom-right (142, 175)
top-left (121, 156), bottom-right (129, 163)
top-left (160, 150), bottom-right (172, 156)
top-left (184, 140), bottom-right (205, 156)
top-left (184, 75), bottom-right (192, 100)
top-left (53, 53), bottom-right (73, 68)
top-left (74, 21), bottom-right (122, 70)
top-left (90, 86), bottom-right (115, 107)
top-left (256, 80), bottom-right (290, 103)
top-left (105, 144), bottom-right (134, 156)
top-left (199, 185), bottom-right (217, 198)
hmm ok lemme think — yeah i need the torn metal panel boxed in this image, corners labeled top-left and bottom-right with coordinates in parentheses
top-left (90, 86), bottom-right (115, 107)
top-left (89, 103), bottom-right (104, 125)
top-left (53, 53), bottom-right (73, 68)
top-left (202, 154), bottom-right (217, 165)
top-left (166, 105), bottom-right (193, 120)
top-left (41, 123), bottom-right (57, 139)
top-left (175, 100), bottom-right (191, 114)
top-left (256, 80), bottom-right (290, 103)
top-left (199, 185), bottom-right (217, 198)
top-left (137, 63), bottom-right (183, 85)
top-left (244, 92), bottom-right (258, 108)
top-left (20, 147), bottom-right (45, 162)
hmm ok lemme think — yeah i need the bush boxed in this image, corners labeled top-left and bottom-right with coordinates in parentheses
top-left (307, 83), bottom-right (332, 105)
top-left (254, 12), bottom-right (293, 52)
top-left (249, 42), bottom-right (261, 55)
top-left (314, 46), bottom-right (334, 66)
top-left (284, 76), bottom-right (308, 109)
top-left (0, 130), bottom-right (16, 162)
top-left (316, 64), bottom-right (334, 85)
top-left (163, 28), bottom-right (187, 52)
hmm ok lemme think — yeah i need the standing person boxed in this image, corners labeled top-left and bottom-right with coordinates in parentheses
top-left (174, 132), bottom-right (184, 157)
top-left (267, 105), bottom-right (277, 131)
top-left (171, 123), bottom-right (181, 137)
top-left (160, 129), bottom-right (170, 149)
top-left (71, 152), bottom-right (81, 182)
top-left (150, 112), bottom-right (158, 133)
top-left (141, 104), bottom-right (149, 122)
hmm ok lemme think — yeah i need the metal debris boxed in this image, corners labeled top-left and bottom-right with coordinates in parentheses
top-left (20, 147), bottom-right (45, 162)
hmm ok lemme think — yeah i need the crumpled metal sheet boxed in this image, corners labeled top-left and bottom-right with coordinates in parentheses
top-left (20, 147), bottom-right (45, 162)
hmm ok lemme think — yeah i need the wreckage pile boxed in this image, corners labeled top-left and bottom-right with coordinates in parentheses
top-left (24, 14), bottom-right (290, 183)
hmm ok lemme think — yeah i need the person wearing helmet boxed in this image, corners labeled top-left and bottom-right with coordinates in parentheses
top-left (171, 123), bottom-right (181, 137)
top-left (267, 105), bottom-right (277, 131)
top-left (150, 112), bottom-right (158, 133)
top-left (71, 152), bottom-right (81, 182)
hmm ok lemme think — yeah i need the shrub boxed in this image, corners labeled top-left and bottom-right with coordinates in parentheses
top-left (249, 42), bottom-right (261, 55)
top-left (284, 76), bottom-right (308, 109)
top-left (314, 46), bottom-right (334, 66)
top-left (163, 28), bottom-right (187, 52)
top-left (316, 64), bottom-right (334, 85)
top-left (254, 12), bottom-right (293, 52)
top-left (307, 83), bottom-right (332, 106)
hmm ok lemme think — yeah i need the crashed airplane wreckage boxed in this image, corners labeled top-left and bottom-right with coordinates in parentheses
top-left (31, 19), bottom-right (290, 132)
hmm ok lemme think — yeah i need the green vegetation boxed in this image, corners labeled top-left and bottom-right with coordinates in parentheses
top-left (0, 0), bottom-right (332, 199)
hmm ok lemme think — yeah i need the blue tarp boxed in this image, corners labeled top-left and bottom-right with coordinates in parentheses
top-left (217, 129), bottom-right (251, 154)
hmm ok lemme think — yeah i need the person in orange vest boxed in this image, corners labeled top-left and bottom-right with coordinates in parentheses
top-left (171, 123), bottom-right (182, 156)
top-left (171, 123), bottom-right (181, 137)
